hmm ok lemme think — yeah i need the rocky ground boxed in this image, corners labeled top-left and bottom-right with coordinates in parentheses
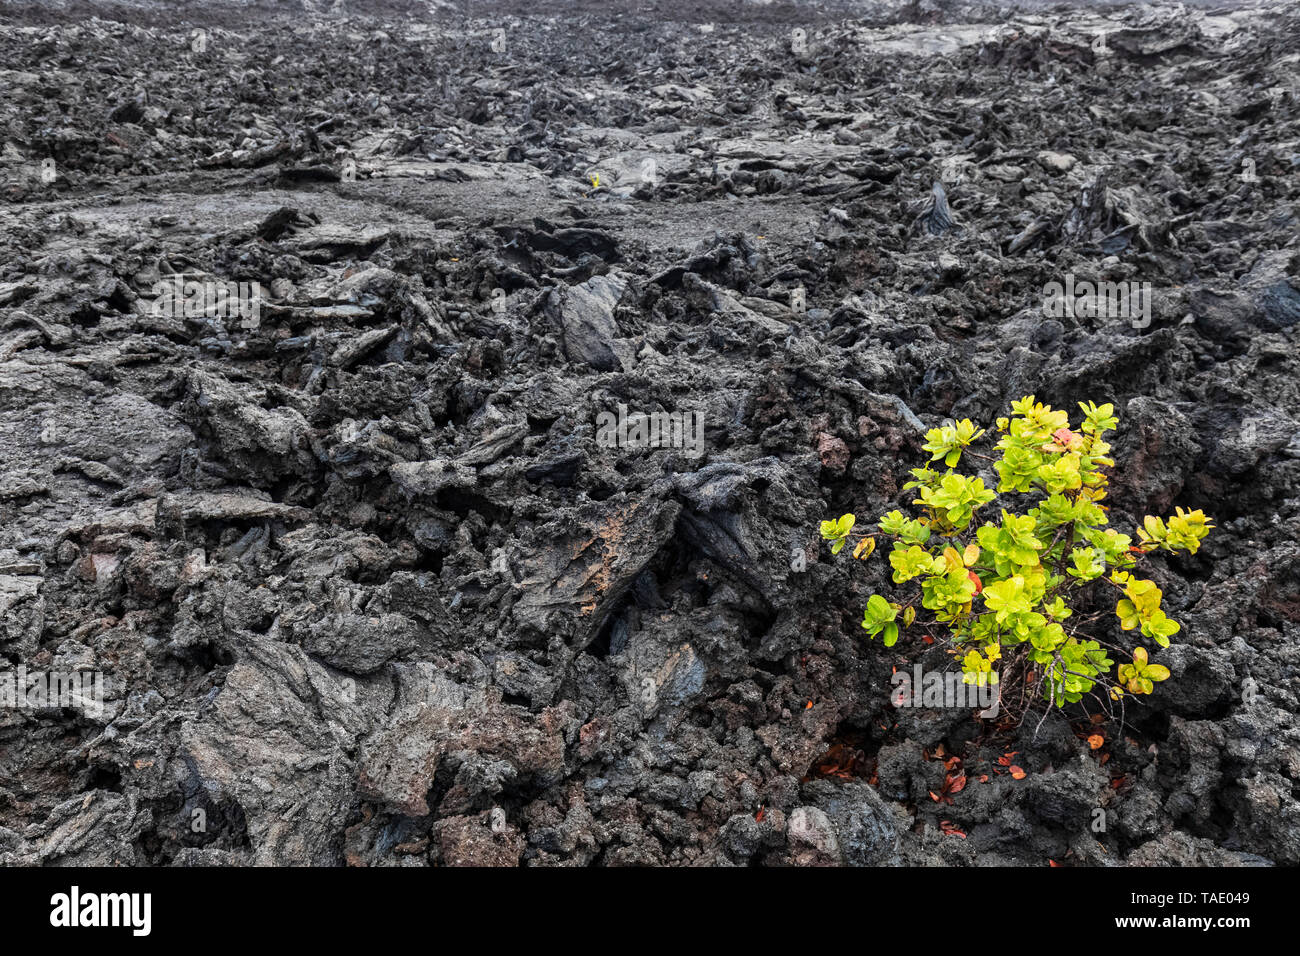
top-left (0, 0), bottom-right (1297, 867)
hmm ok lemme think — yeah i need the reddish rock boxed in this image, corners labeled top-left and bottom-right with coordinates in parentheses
top-left (817, 432), bottom-right (850, 473)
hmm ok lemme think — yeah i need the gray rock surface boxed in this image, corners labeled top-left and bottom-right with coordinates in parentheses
top-left (0, 0), bottom-right (1296, 868)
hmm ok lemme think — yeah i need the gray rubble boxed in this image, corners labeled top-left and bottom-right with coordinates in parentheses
top-left (0, 0), bottom-right (1297, 867)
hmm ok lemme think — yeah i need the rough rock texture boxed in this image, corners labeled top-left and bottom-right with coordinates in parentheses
top-left (0, 0), bottom-right (1297, 866)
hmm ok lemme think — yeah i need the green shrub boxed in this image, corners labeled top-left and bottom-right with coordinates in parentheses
top-left (819, 397), bottom-right (1212, 709)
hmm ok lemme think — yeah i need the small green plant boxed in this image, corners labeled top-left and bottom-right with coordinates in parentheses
top-left (819, 397), bottom-right (1212, 710)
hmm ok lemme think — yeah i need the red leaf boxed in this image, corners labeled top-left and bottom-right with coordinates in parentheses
top-left (948, 773), bottom-right (968, 795)
top-left (755, 806), bottom-right (765, 822)
top-left (968, 570), bottom-right (984, 594)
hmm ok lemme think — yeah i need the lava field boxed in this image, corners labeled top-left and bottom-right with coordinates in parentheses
top-left (1, 0), bottom-right (1298, 868)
